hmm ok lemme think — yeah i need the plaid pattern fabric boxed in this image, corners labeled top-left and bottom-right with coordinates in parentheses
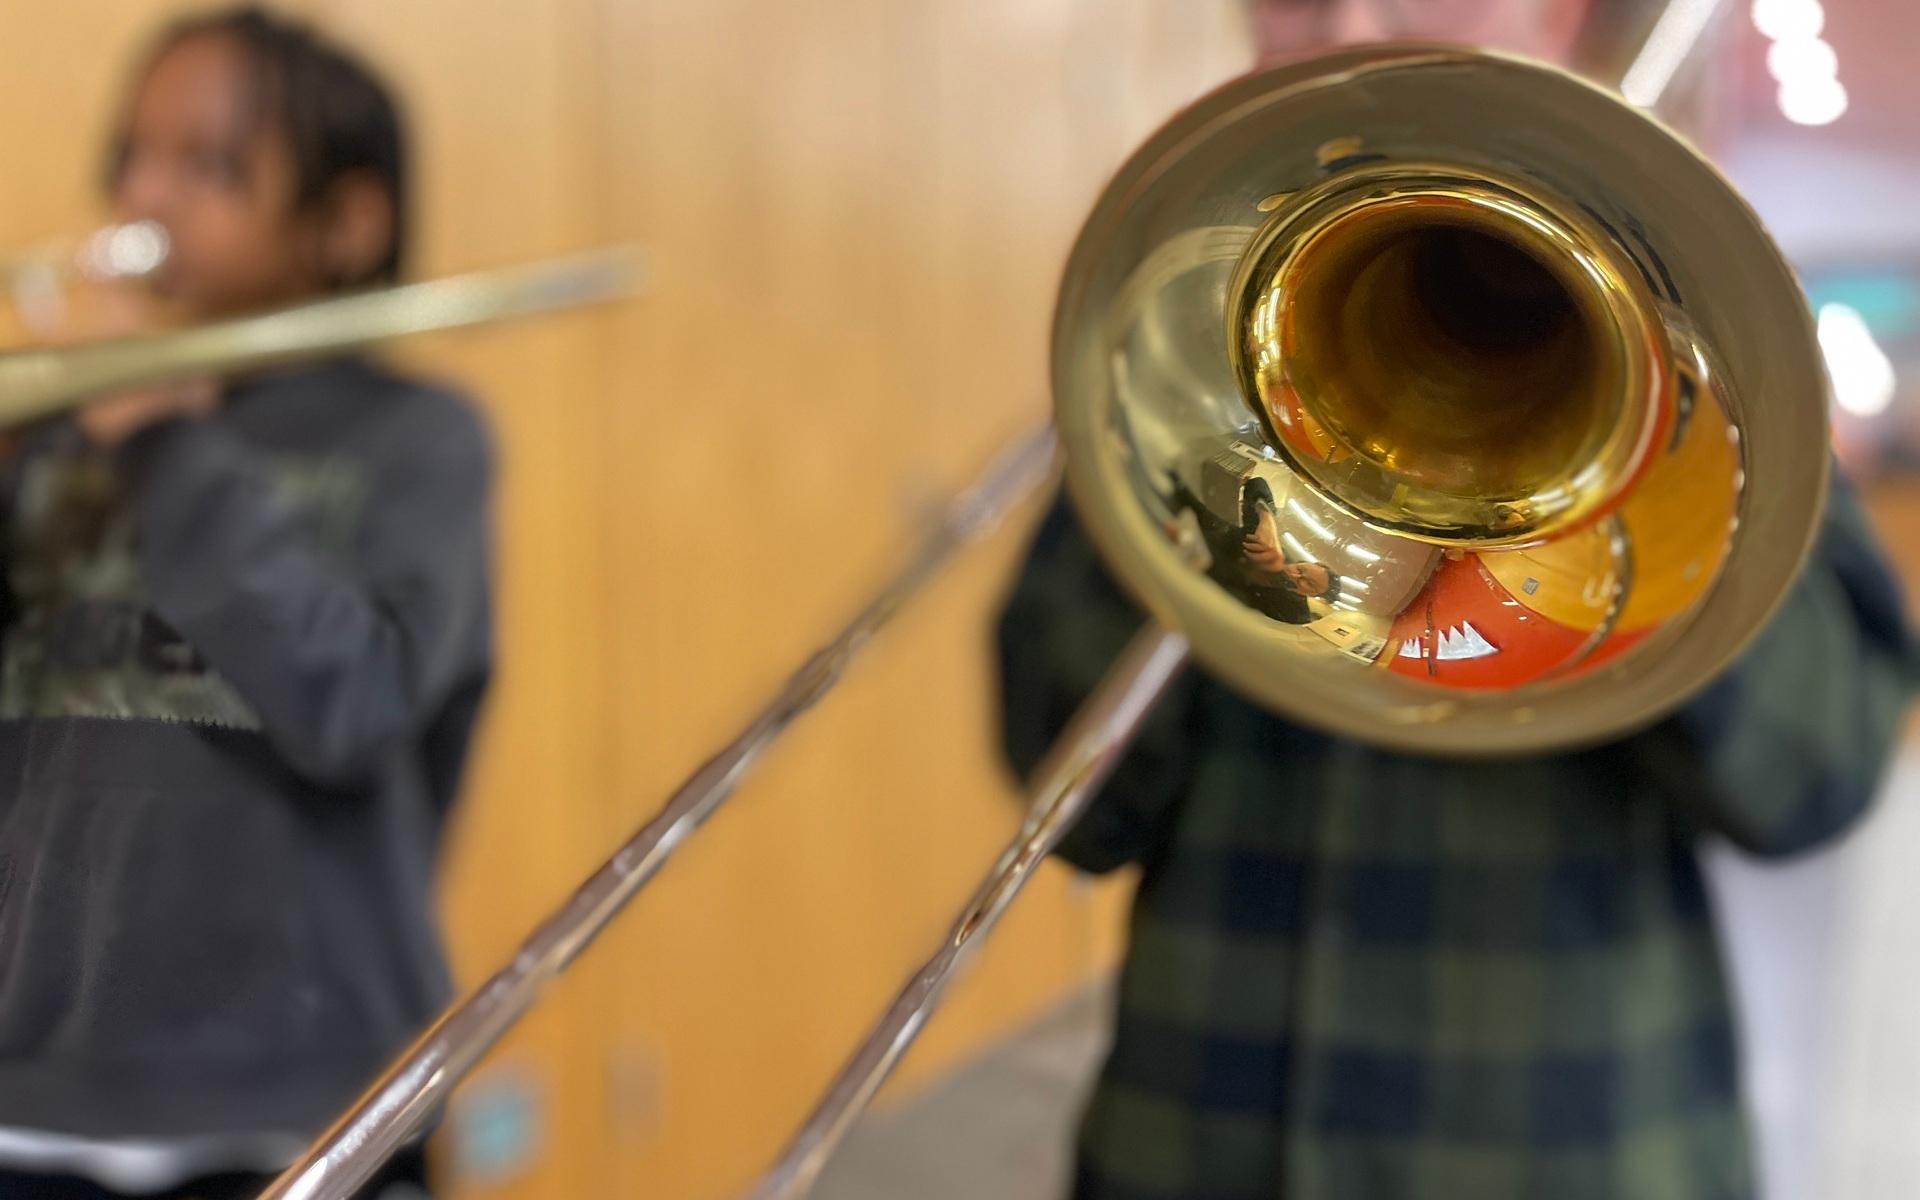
top-left (995, 475), bottom-right (1917, 1200)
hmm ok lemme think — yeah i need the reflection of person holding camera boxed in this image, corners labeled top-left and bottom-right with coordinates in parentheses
top-left (1241, 500), bottom-right (1338, 608)
top-left (1165, 477), bottom-right (1337, 625)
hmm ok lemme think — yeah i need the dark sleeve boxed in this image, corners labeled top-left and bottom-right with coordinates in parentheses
top-left (1631, 472), bottom-right (1918, 857)
top-left (122, 396), bottom-right (494, 787)
top-left (995, 492), bottom-right (1199, 873)
top-left (0, 442), bottom-right (22, 637)
top-left (0, 427), bottom-right (66, 636)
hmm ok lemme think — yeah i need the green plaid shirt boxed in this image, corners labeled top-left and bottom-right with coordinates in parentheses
top-left (995, 475), bottom-right (1917, 1200)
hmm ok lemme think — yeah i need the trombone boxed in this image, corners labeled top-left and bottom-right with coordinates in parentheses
top-left (262, 41), bottom-right (1828, 1200)
top-left (0, 244), bottom-right (643, 426)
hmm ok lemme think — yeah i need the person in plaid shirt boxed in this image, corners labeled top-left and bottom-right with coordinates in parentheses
top-left (994, 3), bottom-right (1920, 1198)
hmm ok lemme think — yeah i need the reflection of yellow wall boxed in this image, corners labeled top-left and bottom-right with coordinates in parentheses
top-left (0, 3), bottom-right (1252, 1197)
top-left (1480, 526), bottom-right (1619, 630)
top-left (1612, 389), bottom-right (1741, 629)
top-left (1482, 388), bottom-right (1740, 634)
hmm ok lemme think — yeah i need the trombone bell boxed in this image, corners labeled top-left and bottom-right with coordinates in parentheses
top-left (1053, 45), bottom-right (1829, 755)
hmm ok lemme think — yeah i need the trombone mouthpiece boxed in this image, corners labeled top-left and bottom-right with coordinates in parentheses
top-left (79, 221), bottom-right (171, 282)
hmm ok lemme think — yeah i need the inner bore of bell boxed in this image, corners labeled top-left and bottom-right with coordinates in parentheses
top-left (1281, 203), bottom-right (1621, 503)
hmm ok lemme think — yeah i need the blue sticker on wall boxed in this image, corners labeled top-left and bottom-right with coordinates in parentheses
top-left (452, 1069), bottom-right (544, 1185)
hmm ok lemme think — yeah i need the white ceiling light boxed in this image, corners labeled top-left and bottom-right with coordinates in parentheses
top-left (1751, 0), bottom-right (1825, 41)
top-left (1765, 36), bottom-right (1837, 83)
top-left (1778, 75), bottom-right (1849, 126)
top-left (1752, 0), bottom-right (1847, 126)
top-left (1817, 303), bottom-right (1897, 418)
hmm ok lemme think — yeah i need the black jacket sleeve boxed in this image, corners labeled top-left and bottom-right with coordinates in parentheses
top-left (995, 493), bottom-right (1200, 873)
top-left (1631, 474), bottom-right (1919, 857)
top-left (121, 395), bottom-right (493, 788)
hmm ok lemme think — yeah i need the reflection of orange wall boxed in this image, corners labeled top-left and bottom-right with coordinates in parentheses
top-left (1387, 554), bottom-right (1594, 688)
top-left (0, 3), bottom-right (1254, 1198)
top-left (1419, 386), bottom-right (1742, 691)
top-left (1387, 551), bottom-right (1657, 690)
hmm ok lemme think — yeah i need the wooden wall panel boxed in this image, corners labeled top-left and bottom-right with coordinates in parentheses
top-left (590, 3), bottom-right (1248, 1195)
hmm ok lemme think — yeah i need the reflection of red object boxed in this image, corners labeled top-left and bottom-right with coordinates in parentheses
top-left (1264, 378), bottom-right (1333, 462)
top-left (1385, 555), bottom-right (1648, 690)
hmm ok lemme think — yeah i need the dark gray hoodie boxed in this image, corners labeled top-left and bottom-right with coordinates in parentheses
top-left (0, 357), bottom-right (492, 1143)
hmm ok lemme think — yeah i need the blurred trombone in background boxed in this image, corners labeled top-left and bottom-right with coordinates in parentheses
top-left (0, 220), bottom-right (170, 338)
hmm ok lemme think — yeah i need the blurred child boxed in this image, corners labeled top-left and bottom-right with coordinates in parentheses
top-left (0, 8), bottom-right (492, 1198)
